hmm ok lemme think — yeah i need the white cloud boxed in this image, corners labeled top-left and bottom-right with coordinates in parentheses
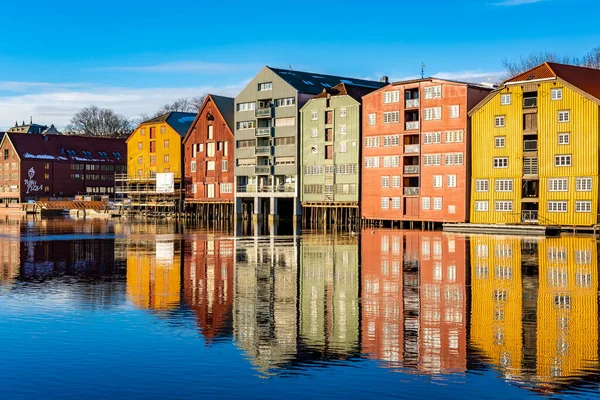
top-left (0, 82), bottom-right (245, 130)
top-left (492, 0), bottom-right (545, 6)
top-left (0, 81), bottom-right (89, 93)
top-left (89, 61), bottom-right (261, 74)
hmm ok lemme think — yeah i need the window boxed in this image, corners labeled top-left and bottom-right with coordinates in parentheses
top-left (447, 175), bottom-right (457, 188)
top-left (164, 154), bottom-right (169, 163)
top-left (445, 130), bottom-right (463, 143)
top-left (392, 176), bottom-right (400, 188)
top-left (423, 154), bottom-right (441, 166)
top-left (555, 155), bottom-right (571, 166)
top-left (558, 132), bottom-right (569, 145)
top-left (424, 107), bottom-right (442, 120)
top-left (423, 132), bottom-right (441, 144)
top-left (495, 116), bottom-right (505, 127)
top-left (149, 142), bottom-right (156, 153)
top-left (274, 136), bottom-right (295, 146)
top-left (191, 161), bottom-right (196, 172)
top-left (433, 175), bottom-right (442, 188)
top-left (150, 155), bottom-right (156, 166)
top-left (381, 197), bottom-right (389, 209)
top-left (275, 117), bottom-right (295, 127)
top-left (275, 97), bottom-right (295, 107)
top-left (149, 127), bottom-right (156, 139)
top-left (140, 128), bottom-right (145, 136)
top-left (449, 105), bottom-right (460, 119)
top-left (576, 201), bottom-right (592, 212)
top-left (558, 110), bottom-right (570, 122)
top-left (493, 157), bottom-right (508, 168)
top-left (311, 128), bottom-right (318, 138)
top-left (275, 156), bottom-right (294, 165)
top-left (495, 201), bottom-right (513, 212)
top-left (500, 94), bottom-right (511, 105)
top-left (551, 88), bottom-right (563, 100)
top-left (548, 201), bottom-right (568, 212)
top-left (237, 102), bottom-right (255, 111)
top-left (207, 142), bottom-right (215, 157)
top-left (475, 201), bottom-right (489, 211)
top-left (368, 113), bottom-right (376, 125)
top-left (383, 91), bottom-right (400, 103)
top-left (548, 178), bottom-right (568, 192)
top-left (340, 107), bottom-right (347, 117)
top-left (576, 177), bottom-right (592, 192)
top-left (383, 156), bottom-right (391, 167)
top-left (422, 197), bottom-right (431, 210)
top-left (163, 139), bottom-right (169, 148)
top-left (383, 111), bottom-right (400, 124)
top-left (311, 111), bottom-right (318, 121)
top-left (424, 86), bottom-right (442, 99)
top-left (495, 179), bottom-right (513, 192)
top-left (208, 126), bottom-right (213, 140)
top-left (206, 161), bottom-right (215, 171)
top-left (304, 165), bottom-right (323, 175)
top-left (339, 142), bottom-right (347, 153)
top-left (220, 183), bottom-right (233, 193)
top-left (339, 124), bottom-right (347, 135)
top-left (237, 158), bottom-right (256, 167)
top-left (445, 153), bottom-right (463, 165)
top-left (258, 82), bottom-right (272, 91)
top-left (222, 160), bottom-right (228, 171)
top-left (237, 120), bottom-right (255, 130)
top-left (138, 156), bottom-right (143, 165)
top-left (433, 197), bottom-right (442, 210)
top-left (302, 80), bottom-right (314, 86)
top-left (495, 137), bottom-right (505, 148)
top-left (237, 139), bottom-right (256, 148)
top-left (137, 142), bottom-right (143, 150)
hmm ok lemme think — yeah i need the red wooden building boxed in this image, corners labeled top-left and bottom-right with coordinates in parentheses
top-left (361, 79), bottom-right (491, 225)
top-left (0, 133), bottom-right (126, 203)
top-left (182, 95), bottom-right (235, 212)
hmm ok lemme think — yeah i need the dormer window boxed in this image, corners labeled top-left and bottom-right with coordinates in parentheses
top-left (82, 151), bottom-right (92, 157)
top-left (98, 151), bottom-right (108, 158)
top-left (113, 152), bottom-right (122, 158)
top-left (67, 150), bottom-right (77, 156)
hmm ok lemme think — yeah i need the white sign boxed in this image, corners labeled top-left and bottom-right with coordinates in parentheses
top-left (156, 172), bottom-right (175, 193)
top-left (24, 167), bottom-right (43, 194)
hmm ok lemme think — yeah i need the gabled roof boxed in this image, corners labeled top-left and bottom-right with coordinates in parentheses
top-left (505, 62), bottom-right (556, 83)
top-left (310, 82), bottom-right (381, 102)
top-left (269, 66), bottom-right (385, 95)
top-left (2, 133), bottom-right (126, 163)
top-left (142, 111), bottom-right (197, 136)
top-left (182, 94), bottom-right (235, 144)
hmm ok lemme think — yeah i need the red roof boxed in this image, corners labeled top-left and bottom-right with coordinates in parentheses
top-left (4, 133), bottom-right (126, 164)
top-left (505, 62), bottom-right (557, 83)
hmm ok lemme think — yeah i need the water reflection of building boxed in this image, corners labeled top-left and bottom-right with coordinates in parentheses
top-left (361, 229), bottom-right (467, 374)
top-left (182, 236), bottom-right (234, 342)
top-left (233, 238), bottom-right (298, 374)
top-left (299, 235), bottom-right (360, 357)
top-left (0, 217), bottom-right (20, 283)
top-left (125, 237), bottom-right (181, 311)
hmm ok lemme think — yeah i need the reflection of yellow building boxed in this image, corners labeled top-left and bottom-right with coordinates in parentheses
top-left (536, 237), bottom-right (598, 381)
top-left (299, 236), bottom-right (359, 355)
top-left (0, 218), bottom-right (20, 284)
top-left (126, 239), bottom-right (181, 310)
top-left (470, 236), bottom-right (523, 377)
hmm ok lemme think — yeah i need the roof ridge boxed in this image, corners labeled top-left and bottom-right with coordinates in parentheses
top-left (544, 61), bottom-right (557, 77)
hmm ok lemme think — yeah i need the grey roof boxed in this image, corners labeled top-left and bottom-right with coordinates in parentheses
top-left (143, 112), bottom-right (197, 136)
top-left (209, 94), bottom-right (234, 132)
top-left (269, 66), bottom-right (386, 95)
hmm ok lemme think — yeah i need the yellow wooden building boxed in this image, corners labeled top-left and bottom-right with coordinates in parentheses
top-left (469, 63), bottom-right (600, 226)
top-left (126, 112), bottom-right (197, 180)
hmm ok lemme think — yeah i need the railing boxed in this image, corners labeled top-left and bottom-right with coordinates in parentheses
top-left (255, 108), bottom-right (272, 118)
top-left (523, 157), bottom-right (538, 175)
top-left (256, 127), bottom-right (272, 136)
top-left (275, 184), bottom-right (296, 193)
top-left (404, 165), bottom-right (419, 174)
top-left (523, 140), bottom-right (538, 151)
top-left (404, 144), bottom-right (420, 154)
top-left (255, 165), bottom-right (271, 175)
top-left (523, 97), bottom-right (538, 108)
top-left (237, 184), bottom-right (295, 193)
top-left (405, 121), bottom-right (419, 130)
top-left (521, 210), bottom-right (538, 223)
top-left (405, 99), bottom-right (420, 108)
top-left (404, 187), bottom-right (420, 196)
top-left (255, 146), bottom-right (271, 155)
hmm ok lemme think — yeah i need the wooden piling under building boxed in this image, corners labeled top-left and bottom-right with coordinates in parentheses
top-left (301, 202), bottom-right (360, 232)
top-left (183, 201), bottom-right (234, 228)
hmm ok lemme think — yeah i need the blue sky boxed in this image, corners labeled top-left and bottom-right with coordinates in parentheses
top-left (0, 0), bottom-right (598, 129)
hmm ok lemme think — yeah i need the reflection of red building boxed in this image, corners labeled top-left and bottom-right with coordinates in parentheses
top-left (0, 217), bottom-right (20, 283)
top-left (183, 237), bottom-right (234, 342)
top-left (361, 228), bottom-right (467, 373)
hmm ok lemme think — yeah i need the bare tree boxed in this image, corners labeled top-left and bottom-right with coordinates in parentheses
top-left (502, 46), bottom-right (600, 79)
top-left (65, 106), bottom-right (133, 137)
top-left (153, 95), bottom-right (206, 117)
top-left (582, 46), bottom-right (600, 69)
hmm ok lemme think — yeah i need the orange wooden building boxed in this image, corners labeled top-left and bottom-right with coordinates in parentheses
top-left (361, 79), bottom-right (491, 226)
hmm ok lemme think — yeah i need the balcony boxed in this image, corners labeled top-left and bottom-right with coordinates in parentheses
top-left (523, 157), bottom-right (538, 176)
top-left (523, 97), bottom-right (538, 108)
top-left (404, 144), bottom-right (420, 154)
top-left (255, 108), bottom-right (272, 118)
top-left (405, 121), bottom-right (419, 130)
top-left (255, 165), bottom-right (272, 175)
top-left (255, 146), bottom-right (271, 156)
top-left (405, 99), bottom-right (420, 108)
top-left (274, 184), bottom-right (296, 193)
top-left (237, 184), bottom-right (256, 193)
top-left (404, 187), bottom-right (420, 196)
top-left (256, 127), bottom-right (272, 136)
top-left (523, 140), bottom-right (538, 151)
top-left (404, 165), bottom-right (419, 174)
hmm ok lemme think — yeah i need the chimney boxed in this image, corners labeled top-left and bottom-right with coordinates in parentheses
top-left (381, 76), bottom-right (389, 84)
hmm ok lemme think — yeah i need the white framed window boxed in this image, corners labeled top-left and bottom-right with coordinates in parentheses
top-left (555, 155), bottom-right (572, 167)
top-left (475, 201), bottom-right (489, 212)
top-left (449, 105), bottom-right (460, 119)
top-left (387, 176), bottom-right (398, 189)
top-left (206, 160), bottom-right (215, 171)
top-left (548, 201), bottom-right (568, 213)
top-left (423, 154), bottom-right (441, 166)
top-left (237, 102), bottom-right (256, 111)
top-left (340, 107), bottom-right (347, 117)
top-left (422, 197), bottom-right (431, 210)
top-left (391, 197), bottom-right (401, 209)
top-left (381, 176), bottom-right (390, 188)
top-left (576, 201), bottom-right (592, 212)
top-left (339, 142), bottom-right (347, 153)
top-left (495, 179), bottom-right (513, 192)
top-left (368, 113), bottom-right (376, 125)
top-left (339, 125), bottom-right (347, 135)
top-left (448, 205), bottom-right (456, 214)
top-left (576, 177), bottom-right (592, 192)
top-left (433, 197), bottom-right (443, 210)
top-left (391, 156), bottom-right (399, 167)
top-left (495, 201), bottom-right (513, 212)
top-left (500, 94), bottom-right (511, 105)
top-left (495, 137), bottom-right (505, 148)
top-left (191, 161), bottom-right (196, 172)
top-left (381, 197), bottom-right (389, 209)
top-left (447, 175), bottom-right (457, 188)
top-left (383, 91), bottom-right (400, 103)
top-left (558, 132), bottom-right (570, 145)
top-left (275, 117), bottom-right (295, 127)
top-left (258, 82), bottom-right (272, 91)
top-left (433, 175), bottom-right (443, 188)
top-left (311, 111), bottom-right (318, 121)
top-left (220, 183), bottom-right (233, 193)
top-left (445, 153), bottom-right (464, 165)
top-left (207, 142), bottom-right (215, 157)
top-left (551, 88), bottom-right (563, 101)
top-left (493, 157), bottom-right (508, 168)
top-left (222, 160), bottom-right (228, 171)
top-left (191, 183), bottom-right (197, 194)
top-left (548, 178), bottom-right (568, 192)
top-left (383, 156), bottom-right (391, 168)
top-left (424, 107), bottom-right (442, 120)
top-left (383, 111), bottom-right (400, 124)
top-left (475, 179), bottom-right (489, 192)
top-left (424, 86), bottom-right (442, 99)
top-left (311, 128), bottom-right (318, 138)
top-left (275, 97), bottom-right (295, 107)
top-left (558, 110), bottom-right (570, 123)
top-left (495, 115), bottom-right (505, 127)
top-left (237, 120), bottom-right (256, 130)
top-left (445, 130), bottom-right (463, 143)
top-left (424, 132), bottom-right (441, 144)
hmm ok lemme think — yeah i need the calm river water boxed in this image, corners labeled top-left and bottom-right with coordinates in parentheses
top-left (1, 217), bottom-right (600, 399)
